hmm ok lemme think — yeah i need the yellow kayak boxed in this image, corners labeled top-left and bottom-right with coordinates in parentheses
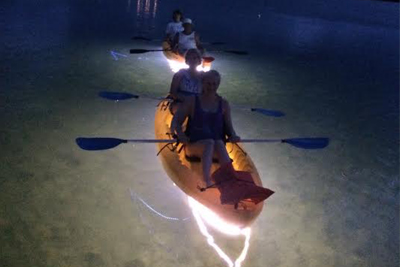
top-left (154, 99), bottom-right (265, 228)
top-left (161, 41), bottom-right (213, 71)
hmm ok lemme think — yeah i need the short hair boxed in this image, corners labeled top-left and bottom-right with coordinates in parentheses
top-left (184, 48), bottom-right (201, 60)
top-left (172, 9), bottom-right (182, 20)
top-left (203, 70), bottom-right (221, 85)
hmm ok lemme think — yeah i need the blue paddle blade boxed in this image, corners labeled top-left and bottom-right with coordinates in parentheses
top-left (132, 36), bottom-right (153, 41)
top-left (251, 108), bottom-right (285, 117)
top-left (76, 137), bottom-right (127, 151)
top-left (282, 138), bottom-right (329, 149)
top-left (98, 91), bottom-right (138, 101)
top-left (209, 42), bottom-right (226, 45)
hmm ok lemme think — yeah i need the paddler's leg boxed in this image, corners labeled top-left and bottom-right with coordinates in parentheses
top-left (185, 139), bottom-right (215, 187)
top-left (213, 140), bottom-right (231, 166)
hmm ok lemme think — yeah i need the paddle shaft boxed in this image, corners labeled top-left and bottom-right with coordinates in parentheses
top-left (132, 37), bottom-right (225, 46)
top-left (124, 139), bottom-right (281, 143)
top-left (98, 91), bottom-right (284, 117)
top-left (76, 137), bottom-right (328, 150)
top-left (130, 48), bottom-right (247, 55)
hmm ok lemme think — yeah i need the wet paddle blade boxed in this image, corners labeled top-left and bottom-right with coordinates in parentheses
top-left (209, 42), bottom-right (226, 45)
top-left (99, 91), bottom-right (139, 101)
top-left (282, 138), bottom-right (329, 149)
top-left (224, 50), bottom-right (248, 55)
top-left (130, 49), bottom-right (151, 54)
top-left (76, 137), bottom-right (127, 151)
top-left (132, 36), bottom-right (153, 41)
top-left (251, 108), bottom-right (285, 117)
top-left (99, 91), bottom-right (138, 101)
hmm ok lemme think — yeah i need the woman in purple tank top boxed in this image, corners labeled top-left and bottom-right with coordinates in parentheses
top-left (171, 70), bottom-right (240, 187)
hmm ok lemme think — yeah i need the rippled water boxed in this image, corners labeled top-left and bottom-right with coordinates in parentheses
top-left (1, 0), bottom-right (398, 266)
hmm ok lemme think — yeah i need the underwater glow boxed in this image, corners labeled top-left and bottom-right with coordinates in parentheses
top-left (188, 197), bottom-right (251, 267)
top-left (166, 59), bottom-right (211, 73)
top-left (129, 188), bottom-right (190, 221)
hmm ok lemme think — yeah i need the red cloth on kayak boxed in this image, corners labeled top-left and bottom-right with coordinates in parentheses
top-left (211, 163), bottom-right (274, 205)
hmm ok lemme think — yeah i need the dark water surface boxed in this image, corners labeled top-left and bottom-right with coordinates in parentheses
top-left (1, 0), bottom-right (399, 266)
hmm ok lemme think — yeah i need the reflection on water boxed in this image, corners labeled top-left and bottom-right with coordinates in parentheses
top-left (134, 0), bottom-right (158, 36)
top-left (189, 197), bottom-right (251, 267)
top-left (136, 0), bottom-right (158, 18)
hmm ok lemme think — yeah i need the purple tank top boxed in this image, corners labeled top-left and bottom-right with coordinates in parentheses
top-left (186, 96), bottom-right (224, 142)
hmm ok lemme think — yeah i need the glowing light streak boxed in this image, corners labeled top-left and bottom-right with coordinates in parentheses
top-left (110, 51), bottom-right (127, 61)
top-left (144, 0), bottom-right (150, 14)
top-left (188, 197), bottom-right (252, 267)
top-left (152, 0), bottom-right (158, 18)
top-left (129, 188), bottom-right (190, 221)
top-left (127, 0), bottom-right (131, 12)
top-left (136, 0), bottom-right (142, 15)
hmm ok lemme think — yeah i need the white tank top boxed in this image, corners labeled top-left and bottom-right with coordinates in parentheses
top-left (178, 32), bottom-right (197, 51)
top-left (178, 69), bottom-right (202, 95)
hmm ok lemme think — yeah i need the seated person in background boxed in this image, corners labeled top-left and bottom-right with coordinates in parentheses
top-left (171, 70), bottom-right (240, 187)
top-left (169, 49), bottom-right (203, 110)
top-left (165, 9), bottom-right (184, 43)
top-left (172, 18), bottom-right (204, 56)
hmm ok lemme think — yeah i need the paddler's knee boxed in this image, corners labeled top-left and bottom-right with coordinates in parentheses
top-left (200, 139), bottom-right (215, 150)
top-left (214, 139), bottom-right (225, 147)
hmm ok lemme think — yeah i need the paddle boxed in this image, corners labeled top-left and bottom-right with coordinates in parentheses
top-left (76, 137), bottom-right (329, 151)
top-left (98, 91), bottom-right (165, 101)
top-left (132, 36), bottom-right (226, 46)
top-left (98, 91), bottom-right (285, 117)
top-left (129, 48), bottom-right (248, 55)
top-left (132, 36), bottom-right (154, 41)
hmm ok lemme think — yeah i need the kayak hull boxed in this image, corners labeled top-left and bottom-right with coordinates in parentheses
top-left (161, 41), bottom-right (212, 70)
top-left (154, 99), bottom-right (265, 228)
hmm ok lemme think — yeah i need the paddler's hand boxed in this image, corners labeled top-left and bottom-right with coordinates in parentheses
top-left (228, 135), bottom-right (241, 143)
top-left (177, 134), bottom-right (189, 144)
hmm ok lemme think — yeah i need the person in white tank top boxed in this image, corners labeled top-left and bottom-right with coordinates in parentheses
top-left (165, 10), bottom-right (183, 42)
top-left (169, 49), bottom-right (204, 114)
top-left (169, 49), bottom-right (203, 100)
top-left (172, 18), bottom-right (204, 56)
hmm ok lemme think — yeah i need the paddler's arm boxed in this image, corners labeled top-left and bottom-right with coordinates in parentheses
top-left (222, 99), bottom-right (241, 143)
top-left (169, 71), bottom-right (186, 102)
top-left (164, 23), bottom-right (172, 42)
top-left (171, 33), bottom-right (179, 52)
top-left (171, 97), bottom-right (194, 144)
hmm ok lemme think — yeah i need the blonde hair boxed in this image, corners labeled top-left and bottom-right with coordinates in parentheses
top-left (203, 70), bottom-right (221, 85)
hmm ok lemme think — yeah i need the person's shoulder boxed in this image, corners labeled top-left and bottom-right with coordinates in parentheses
top-left (174, 69), bottom-right (187, 77)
